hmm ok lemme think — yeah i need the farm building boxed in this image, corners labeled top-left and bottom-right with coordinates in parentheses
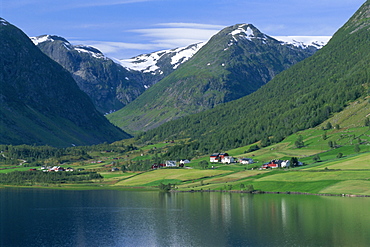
top-left (210, 153), bottom-right (220, 162)
top-left (165, 160), bottom-right (177, 167)
top-left (262, 160), bottom-right (290, 169)
top-left (239, 158), bottom-right (254, 164)
top-left (210, 153), bottom-right (234, 164)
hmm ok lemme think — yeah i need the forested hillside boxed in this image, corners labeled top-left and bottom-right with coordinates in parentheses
top-left (136, 1), bottom-right (370, 157)
top-left (0, 18), bottom-right (131, 147)
top-left (108, 24), bottom-right (317, 133)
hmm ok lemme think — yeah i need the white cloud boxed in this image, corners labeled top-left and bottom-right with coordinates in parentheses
top-left (132, 28), bottom-right (220, 41)
top-left (71, 22), bottom-right (225, 59)
top-left (155, 23), bottom-right (226, 30)
top-left (70, 40), bottom-right (168, 59)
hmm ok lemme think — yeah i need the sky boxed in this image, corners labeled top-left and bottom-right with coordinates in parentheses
top-left (0, 0), bottom-right (366, 59)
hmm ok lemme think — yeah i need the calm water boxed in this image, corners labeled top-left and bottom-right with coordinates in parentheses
top-left (1, 188), bottom-right (369, 247)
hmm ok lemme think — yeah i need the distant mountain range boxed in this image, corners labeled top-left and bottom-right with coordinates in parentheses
top-left (0, 16), bottom-right (335, 148)
top-left (31, 30), bottom-right (329, 118)
top-left (108, 24), bottom-right (322, 133)
top-left (120, 35), bottom-right (329, 74)
top-left (0, 18), bottom-right (130, 147)
top-left (136, 0), bottom-right (370, 157)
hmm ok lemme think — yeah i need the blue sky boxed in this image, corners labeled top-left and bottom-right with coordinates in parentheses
top-left (1, 0), bottom-right (365, 59)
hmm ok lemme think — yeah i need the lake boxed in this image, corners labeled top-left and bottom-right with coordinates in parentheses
top-left (1, 188), bottom-right (369, 247)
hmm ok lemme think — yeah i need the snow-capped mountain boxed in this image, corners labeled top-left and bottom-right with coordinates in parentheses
top-left (273, 36), bottom-right (331, 49)
top-left (31, 35), bottom-right (148, 114)
top-left (119, 25), bottom-right (329, 77)
top-left (118, 42), bottom-right (206, 74)
top-left (108, 23), bottom-right (321, 133)
top-left (31, 35), bottom-right (107, 59)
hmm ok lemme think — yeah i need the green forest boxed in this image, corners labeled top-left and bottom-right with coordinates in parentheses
top-left (135, 21), bottom-right (370, 159)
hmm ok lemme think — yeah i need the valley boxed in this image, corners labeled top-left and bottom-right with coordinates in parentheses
top-left (1, 1), bottom-right (370, 197)
top-left (1, 98), bottom-right (369, 195)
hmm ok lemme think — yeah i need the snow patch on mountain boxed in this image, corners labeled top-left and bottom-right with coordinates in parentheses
top-left (273, 36), bottom-right (331, 49)
top-left (31, 35), bottom-right (106, 59)
top-left (227, 24), bottom-right (270, 47)
top-left (118, 42), bottom-right (205, 73)
top-left (31, 35), bottom-right (55, 45)
top-left (74, 45), bottom-right (105, 59)
top-left (170, 42), bottom-right (206, 69)
top-left (230, 24), bottom-right (255, 41)
top-left (0, 18), bottom-right (9, 26)
top-left (119, 52), bottom-right (161, 73)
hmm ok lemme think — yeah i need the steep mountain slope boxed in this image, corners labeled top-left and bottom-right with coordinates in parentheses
top-left (109, 24), bottom-right (319, 133)
top-left (0, 18), bottom-right (130, 147)
top-left (137, 1), bottom-right (370, 156)
top-left (32, 35), bottom-right (149, 114)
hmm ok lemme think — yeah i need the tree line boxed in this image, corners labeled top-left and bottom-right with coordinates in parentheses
top-left (0, 142), bottom-right (137, 165)
top-left (0, 170), bottom-right (103, 185)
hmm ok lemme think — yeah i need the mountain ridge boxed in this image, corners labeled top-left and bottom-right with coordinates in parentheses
top-left (136, 1), bottom-right (370, 157)
top-left (0, 18), bottom-right (130, 147)
top-left (108, 23), bottom-right (320, 133)
top-left (31, 34), bottom-right (150, 114)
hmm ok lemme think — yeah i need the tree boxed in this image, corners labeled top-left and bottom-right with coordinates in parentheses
top-left (290, 157), bottom-right (299, 167)
top-left (199, 160), bottom-right (209, 170)
top-left (365, 118), bottom-right (370, 127)
top-left (245, 184), bottom-right (254, 192)
top-left (260, 136), bottom-right (271, 147)
top-left (322, 132), bottom-right (328, 140)
top-left (121, 165), bottom-right (127, 173)
top-left (328, 140), bottom-right (334, 148)
top-left (312, 154), bottom-right (321, 163)
top-left (295, 135), bottom-right (304, 148)
top-left (354, 144), bottom-right (361, 153)
top-left (245, 145), bottom-right (259, 153)
top-left (239, 183), bottom-right (245, 191)
top-left (158, 182), bottom-right (172, 192)
top-left (325, 122), bottom-right (333, 130)
top-left (337, 152), bottom-right (343, 158)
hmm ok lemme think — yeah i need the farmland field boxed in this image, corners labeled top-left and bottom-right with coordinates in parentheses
top-left (114, 168), bottom-right (233, 186)
top-left (305, 153), bottom-right (370, 170)
top-left (254, 170), bottom-right (370, 182)
top-left (319, 180), bottom-right (370, 195)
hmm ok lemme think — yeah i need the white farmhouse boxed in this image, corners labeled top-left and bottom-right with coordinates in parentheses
top-left (165, 160), bottom-right (177, 167)
top-left (239, 158), bottom-right (254, 165)
top-left (221, 156), bottom-right (234, 164)
top-left (179, 159), bottom-right (190, 165)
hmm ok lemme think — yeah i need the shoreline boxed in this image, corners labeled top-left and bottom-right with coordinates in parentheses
top-left (3, 185), bottom-right (369, 198)
top-left (172, 189), bottom-right (370, 197)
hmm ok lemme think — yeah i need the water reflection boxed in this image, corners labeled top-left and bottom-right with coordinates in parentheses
top-left (1, 189), bottom-right (369, 247)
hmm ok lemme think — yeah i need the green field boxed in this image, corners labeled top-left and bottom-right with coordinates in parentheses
top-left (305, 153), bottom-right (370, 170)
top-left (319, 180), bottom-right (370, 195)
top-left (114, 168), bottom-right (232, 187)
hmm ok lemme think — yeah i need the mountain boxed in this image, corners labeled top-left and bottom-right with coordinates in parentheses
top-left (136, 0), bottom-right (370, 156)
top-left (118, 42), bottom-right (206, 78)
top-left (274, 36), bottom-right (329, 48)
top-left (0, 18), bottom-right (130, 147)
top-left (108, 24), bottom-right (319, 133)
top-left (31, 35), bottom-right (150, 114)
top-left (120, 36), bottom-right (328, 75)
